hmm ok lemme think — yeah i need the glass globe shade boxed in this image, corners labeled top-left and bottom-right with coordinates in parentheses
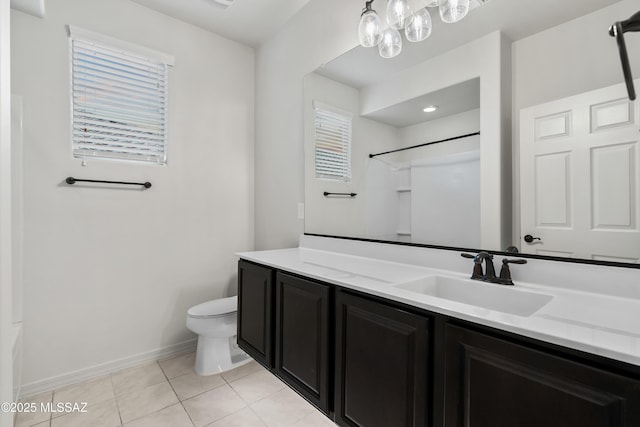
top-left (405, 8), bottom-right (432, 43)
top-left (358, 9), bottom-right (383, 47)
top-left (439, 0), bottom-right (469, 23)
top-left (378, 28), bottom-right (402, 59)
top-left (386, 0), bottom-right (412, 30)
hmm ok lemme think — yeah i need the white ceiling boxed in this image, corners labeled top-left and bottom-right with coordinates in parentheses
top-left (312, 0), bottom-right (622, 127)
top-left (365, 78), bottom-right (480, 127)
top-left (317, 0), bottom-right (622, 88)
top-left (130, 0), bottom-right (311, 47)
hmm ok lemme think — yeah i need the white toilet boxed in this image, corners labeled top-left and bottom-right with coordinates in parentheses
top-left (186, 295), bottom-right (251, 375)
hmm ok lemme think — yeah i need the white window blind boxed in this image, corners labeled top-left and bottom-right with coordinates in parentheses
top-left (314, 102), bottom-right (352, 181)
top-left (69, 27), bottom-right (173, 164)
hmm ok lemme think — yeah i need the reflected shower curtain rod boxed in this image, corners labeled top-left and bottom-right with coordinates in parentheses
top-left (368, 131), bottom-right (480, 158)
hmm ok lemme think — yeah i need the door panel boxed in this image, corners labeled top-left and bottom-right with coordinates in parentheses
top-left (520, 79), bottom-right (640, 262)
top-left (444, 324), bottom-right (640, 427)
top-left (335, 291), bottom-right (430, 427)
top-left (237, 261), bottom-right (274, 368)
top-left (275, 273), bottom-right (330, 413)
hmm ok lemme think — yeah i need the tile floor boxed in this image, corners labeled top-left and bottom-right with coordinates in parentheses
top-left (14, 353), bottom-right (336, 427)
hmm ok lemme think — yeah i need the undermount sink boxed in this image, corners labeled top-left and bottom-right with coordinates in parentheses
top-left (393, 275), bottom-right (553, 317)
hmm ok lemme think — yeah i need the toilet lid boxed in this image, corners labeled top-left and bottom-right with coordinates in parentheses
top-left (188, 296), bottom-right (237, 318)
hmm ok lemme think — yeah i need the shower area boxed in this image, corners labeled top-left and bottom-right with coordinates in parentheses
top-left (365, 133), bottom-right (481, 249)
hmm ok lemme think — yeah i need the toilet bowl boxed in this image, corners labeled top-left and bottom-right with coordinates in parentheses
top-left (186, 295), bottom-right (251, 375)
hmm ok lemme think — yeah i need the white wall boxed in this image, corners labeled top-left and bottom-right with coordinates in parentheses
top-left (360, 32), bottom-right (512, 251)
top-left (397, 109), bottom-right (480, 162)
top-left (0, 0), bottom-right (15, 422)
top-left (255, 0), bottom-right (361, 250)
top-left (511, 0), bottom-right (640, 246)
top-left (12, 0), bottom-right (254, 391)
top-left (303, 72), bottom-right (399, 238)
top-left (11, 96), bottom-right (22, 326)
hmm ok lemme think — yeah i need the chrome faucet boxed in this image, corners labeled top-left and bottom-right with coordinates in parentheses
top-left (461, 252), bottom-right (527, 285)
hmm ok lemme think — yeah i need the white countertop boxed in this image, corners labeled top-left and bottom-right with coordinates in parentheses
top-left (238, 245), bottom-right (640, 368)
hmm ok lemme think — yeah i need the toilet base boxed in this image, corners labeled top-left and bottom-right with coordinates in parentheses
top-left (194, 334), bottom-right (251, 376)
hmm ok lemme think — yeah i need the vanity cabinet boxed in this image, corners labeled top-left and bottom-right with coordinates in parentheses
top-left (274, 272), bottom-right (331, 413)
top-left (335, 290), bottom-right (430, 427)
top-left (444, 324), bottom-right (640, 426)
top-left (237, 260), bottom-right (275, 368)
top-left (237, 260), bottom-right (640, 427)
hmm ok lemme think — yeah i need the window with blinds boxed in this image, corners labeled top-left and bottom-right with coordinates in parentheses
top-left (70, 27), bottom-right (172, 164)
top-left (314, 103), bottom-right (352, 181)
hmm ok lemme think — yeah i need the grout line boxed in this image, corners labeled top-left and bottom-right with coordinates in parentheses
top-left (109, 374), bottom-right (124, 427)
top-left (158, 357), bottom-right (197, 427)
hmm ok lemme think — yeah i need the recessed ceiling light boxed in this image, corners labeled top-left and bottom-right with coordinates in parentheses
top-left (423, 105), bottom-right (438, 113)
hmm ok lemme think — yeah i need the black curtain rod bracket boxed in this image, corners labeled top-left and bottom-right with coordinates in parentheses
top-left (324, 192), bottom-right (357, 198)
top-left (609, 10), bottom-right (640, 100)
top-left (369, 131), bottom-right (480, 158)
top-left (66, 177), bottom-right (152, 189)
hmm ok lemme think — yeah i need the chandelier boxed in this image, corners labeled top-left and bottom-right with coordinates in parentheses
top-left (358, 0), bottom-right (470, 59)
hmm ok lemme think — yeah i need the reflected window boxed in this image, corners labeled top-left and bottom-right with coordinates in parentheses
top-left (314, 102), bottom-right (352, 181)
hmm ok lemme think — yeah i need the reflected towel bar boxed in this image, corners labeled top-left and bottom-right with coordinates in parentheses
top-left (368, 131), bottom-right (480, 158)
top-left (324, 192), bottom-right (357, 198)
top-left (65, 177), bottom-right (152, 189)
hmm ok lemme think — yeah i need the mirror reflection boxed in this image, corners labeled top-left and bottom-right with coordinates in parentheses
top-left (304, 0), bottom-right (640, 264)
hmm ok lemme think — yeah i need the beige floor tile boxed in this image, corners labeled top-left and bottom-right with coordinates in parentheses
top-left (50, 398), bottom-right (120, 427)
top-left (228, 370), bottom-right (286, 404)
top-left (158, 352), bottom-right (196, 379)
top-left (116, 381), bottom-right (178, 423)
top-left (31, 422), bottom-right (51, 427)
top-left (220, 361), bottom-right (265, 383)
top-left (169, 370), bottom-right (226, 401)
top-left (182, 384), bottom-right (246, 427)
top-left (111, 362), bottom-right (167, 396)
top-left (290, 411), bottom-right (336, 426)
top-left (250, 388), bottom-right (316, 427)
top-left (122, 403), bottom-right (193, 427)
top-left (14, 391), bottom-right (53, 427)
top-left (52, 375), bottom-right (114, 418)
top-left (206, 407), bottom-right (266, 427)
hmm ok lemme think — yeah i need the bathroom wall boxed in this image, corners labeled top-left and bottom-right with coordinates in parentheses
top-left (12, 0), bottom-right (254, 391)
top-left (1, 0), bottom-right (15, 420)
top-left (303, 72), bottom-right (400, 238)
top-left (255, 0), bottom-right (640, 251)
top-left (255, 0), bottom-right (360, 250)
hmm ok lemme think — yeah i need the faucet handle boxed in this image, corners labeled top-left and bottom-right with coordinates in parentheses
top-left (498, 258), bottom-right (528, 285)
top-left (461, 253), bottom-right (483, 279)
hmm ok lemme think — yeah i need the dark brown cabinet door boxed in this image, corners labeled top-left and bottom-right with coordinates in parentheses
top-left (275, 272), bottom-right (330, 414)
top-left (444, 324), bottom-right (640, 427)
top-left (237, 260), bottom-right (274, 368)
top-left (335, 291), bottom-right (430, 427)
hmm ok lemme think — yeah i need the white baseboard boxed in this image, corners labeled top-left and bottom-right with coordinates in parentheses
top-left (20, 338), bottom-right (197, 398)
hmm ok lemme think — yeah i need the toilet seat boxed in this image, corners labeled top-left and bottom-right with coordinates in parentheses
top-left (188, 296), bottom-right (237, 319)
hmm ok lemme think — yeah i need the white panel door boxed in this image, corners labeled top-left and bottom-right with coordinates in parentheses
top-left (520, 80), bottom-right (640, 262)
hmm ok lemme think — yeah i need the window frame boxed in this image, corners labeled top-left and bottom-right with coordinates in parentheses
top-left (313, 101), bottom-right (353, 182)
top-left (68, 26), bottom-right (174, 165)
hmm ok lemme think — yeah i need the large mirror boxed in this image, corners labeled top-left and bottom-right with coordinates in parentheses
top-left (304, 0), bottom-right (640, 264)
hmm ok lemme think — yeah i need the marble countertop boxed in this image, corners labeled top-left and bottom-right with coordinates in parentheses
top-left (237, 246), bottom-right (640, 367)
